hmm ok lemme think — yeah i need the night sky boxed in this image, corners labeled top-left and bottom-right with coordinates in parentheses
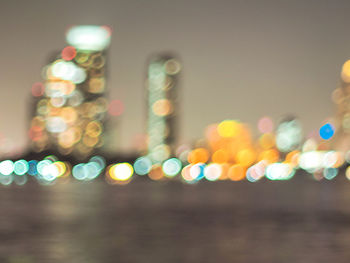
top-left (1, 0), bottom-right (350, 153)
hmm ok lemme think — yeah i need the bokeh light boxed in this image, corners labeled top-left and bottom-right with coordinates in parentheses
top-left (319, 123), bottom-right (335, 140)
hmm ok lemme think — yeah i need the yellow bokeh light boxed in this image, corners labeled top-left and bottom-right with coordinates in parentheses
top-left (341, 60), bottom-right (350, 83)
top-left (109, 163), bottom-right (133, 181)
top-left (86, 121), bottom-right (102, 138)
top-left (236, 148), bottom-right (256, 167)
top-left (152, 99), bottom-right (173, 116)
top-left (217, 120), bottom-right (241, 138)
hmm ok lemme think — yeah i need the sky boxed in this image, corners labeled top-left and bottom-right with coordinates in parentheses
top-left (0, 0), bottom-right (350, 153)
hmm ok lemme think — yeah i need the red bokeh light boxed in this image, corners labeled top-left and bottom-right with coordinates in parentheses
top-left (61, 46), bottom-right (76, 61)
top-left (31, 82), bottom-right (45, 97)
top-left (108, 100), bottom-right (124, 116)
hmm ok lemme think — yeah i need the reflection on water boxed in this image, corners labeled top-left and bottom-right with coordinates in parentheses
top-left (1, 176), bottom-right (350, 262)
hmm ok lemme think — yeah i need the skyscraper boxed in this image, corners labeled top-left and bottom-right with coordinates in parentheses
top-left (146, 54), bottom-right (181, 164)
top-left (331, 60), bottom-right (350, 152)
top-left (29, 25), bottom-right (111, 159)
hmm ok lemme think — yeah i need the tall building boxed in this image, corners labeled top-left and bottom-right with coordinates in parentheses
top-left (29, 25), bottom-right (111, 159)
top-left (331, 60), bottom-right (350, 152)
top-left (146, 54), bottom-right (181, 164)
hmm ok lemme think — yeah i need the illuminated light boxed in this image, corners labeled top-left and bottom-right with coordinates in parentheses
top-left (13, 160), bottom-right (29, 176)
top-left (152, 99), bottom-right (173, 116)
top-left (37, 160), bottom-right (58, 181)
top-left (319, 123), bottom-right (334, 140)
top-left (109, 163), bottom-right (133, 181)
top-left (227, 164), bottom-right (245, 181)
top-left (91, 53), bottom-right (106, 69)
top-left (84, 162), bottom-right (101, 180)
top-left (0, 160), bottom-right (14, 175)
top-left (108, 99), bottom-right (124, 116)
top-left (212, 149), bottom-right (229, 163)
top-left (61, 162), bottom-right (71, 178)
top-left (162, 158), bottom-right (182, 177)
top-left (75, 51), bottom-right (90, 64)
top-left (27, 160), bottom-right (38, 176)
top-left (68, 90), bottom-right (84, 106)
top-left (246, 161), bottom-right (266, 182)
top-left (37, 99), bottom-right (49, 115)
top-left (285, 150), bottom-right (300, 167)
top-left (246, 167), bottom-right (261, 183)
top-left (61, 107), bottom-right (78, 124)
top-left (51, 60), bottom-right (87, 84)
top-left (83, 135), bottom-right (99, 147)
top-left (236, 148), bottom-right (256, 167)
top-left (134, 156), bottom-right (152, 175)
top-left (341, 60), bottom-right (350, 83)
top-left (51, 60), bottom-right (76, 79)
top-left (164, 59), bottom-right (181, 75)
top-left (71, 67), bottom-right (87, 84)
top-left (258, 149), bottom-right (279, 164)
top-left (323, 167), bottom-right (338, 180)
top-left (346, 166), bottom-right (350, 180)
top-left (189, 163), bottom-right (206, 181)
top-left (257, 117), bottom-right (274, 133)
top-left (54, 161), bottom-right (66, 177)
top-left (322, 151), bottom-right (339, 168)
top-left (86, 121), bottom-right (102, 137)
top-left (31, 82), bottom-right (45, 97)
top-left (66, 25), bottom-right (111, 51)
top-left (217, 120), bottom-right (240, 138)
top-left (276, 118), bottom-right (303, 152)
top-left (46, 117), bottom-right (67, 133)
top-left (148, 165), bottom-right (164, 180)
top-left (181, 164), bottom-right (195, 183)
top-left (28, 126), bottom-right (43, 141)
top-left (89, 77), bottom-right (105, 93)
top-left (188, 148), bottom-right (209, 164)
top-left (58, 128), bottom-right (79, 148)
top-left (89, 156), bottom-right (106, 171)
top-left (299, 151), bottom-right (324, 173)
top-left (45, 81), bottom-right (67, 98)
top-left (204, 163), bottom-right (222, 181)
top-left (259, 133), bottom-right (275, 150)
top-left (50, 96), bottom-right (66, 108)
top-left (72, 163), bottom-right (87, 180)
top-left (265, 163), bottom-right (294, 180)
top-left (61, 46), bottom-right (76, 61)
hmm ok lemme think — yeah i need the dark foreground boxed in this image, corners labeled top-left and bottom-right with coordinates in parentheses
top-left (1, 175), bottom-right (350, 263)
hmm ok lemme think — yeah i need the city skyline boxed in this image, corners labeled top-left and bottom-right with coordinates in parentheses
top-left (1, 0), bottom-right (350, 154)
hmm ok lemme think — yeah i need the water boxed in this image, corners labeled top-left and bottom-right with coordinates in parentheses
top-left (1, 176), bottom-right (350, 262)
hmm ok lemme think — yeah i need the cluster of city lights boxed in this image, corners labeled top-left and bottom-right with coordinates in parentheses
top-left (0, 148), bottom-right (349, 186)
top-left (0, 115), bottom-right (348, 186)
top-left (29, 25), bottom-right (112, 158)
top-left (146, 55), bottom-right (181, 164)
top-left (2, 25), bottom-right (350, 187)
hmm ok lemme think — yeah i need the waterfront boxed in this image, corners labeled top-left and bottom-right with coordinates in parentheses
top-left (1, 175), bottom-right (350, 262)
